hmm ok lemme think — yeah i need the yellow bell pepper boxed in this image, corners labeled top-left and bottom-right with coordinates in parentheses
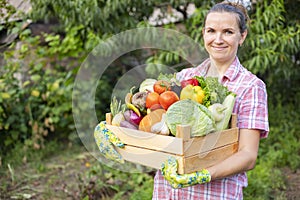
top-left (180, 85), bottom-right (205, 104)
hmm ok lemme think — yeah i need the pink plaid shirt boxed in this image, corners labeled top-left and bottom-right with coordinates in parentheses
top-left (152, 57), bottom-right (269, 200)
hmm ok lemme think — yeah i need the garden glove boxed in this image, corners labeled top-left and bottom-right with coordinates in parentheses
top-left (94, 121), bottom-right (125, 163)
top-left (161, 156), bottom-right (211, 189)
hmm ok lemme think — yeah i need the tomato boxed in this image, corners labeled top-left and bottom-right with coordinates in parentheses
top-left (153, 80), bottom-right (171, 94)
top-left (146, 92), bottom-right (160, 108)
top-left (159, 91), bottom-right (179, 110)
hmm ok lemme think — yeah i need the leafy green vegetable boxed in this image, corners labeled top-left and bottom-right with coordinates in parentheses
top-left (196, 76), bottom-right (232, 107)
top-left (110, 96), bottom-right (125, 117)
top-left (166, 99), bottom-right (215, 137)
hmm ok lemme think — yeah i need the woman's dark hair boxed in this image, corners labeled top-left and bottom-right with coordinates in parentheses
top-left (204, 1), bottom-right (250, 34)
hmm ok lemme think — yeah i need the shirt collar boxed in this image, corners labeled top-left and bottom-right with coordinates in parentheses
top-left (199, 56), bottom-right (240, 82)
top-left (222, 56), bottom-right (240, 82)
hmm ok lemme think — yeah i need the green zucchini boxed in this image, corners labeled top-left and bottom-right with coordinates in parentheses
top-left (215, 93), bottom-right (236, 131)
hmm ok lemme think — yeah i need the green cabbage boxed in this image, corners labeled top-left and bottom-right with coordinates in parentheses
top-left (166, 99), bottom-right (215, 137)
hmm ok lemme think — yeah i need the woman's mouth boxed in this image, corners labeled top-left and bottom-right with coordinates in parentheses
top-left (211, 46), bottom-right (227, 51)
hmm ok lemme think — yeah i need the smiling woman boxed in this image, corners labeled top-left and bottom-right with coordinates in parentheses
top-left (153, 1), bottom-right (269, 199)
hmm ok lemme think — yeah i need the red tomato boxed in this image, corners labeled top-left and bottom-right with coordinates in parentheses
top-left (159, 91), bottom-right (179, 110)
top-left (153, 80), bottom-right (171, 94)
top-left (146, 92), bottom-right (160, 108)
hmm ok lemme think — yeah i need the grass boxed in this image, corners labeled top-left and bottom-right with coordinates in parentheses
top-left (0, 140), bottom-right (154, 200)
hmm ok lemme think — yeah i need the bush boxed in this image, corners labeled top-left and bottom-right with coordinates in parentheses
top-left (0, 24), bottom-right (129, 162)
top-left (244, 99), bottom-right (300, 199)
top-left (0, 28), bottom-right (82, 156)
top-left (0, 22), bottom-right (146, 158)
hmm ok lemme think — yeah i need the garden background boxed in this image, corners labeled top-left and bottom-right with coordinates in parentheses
top-left (0, 0), bottom-right (299, 199)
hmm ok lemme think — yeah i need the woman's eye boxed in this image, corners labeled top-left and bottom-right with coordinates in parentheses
top-left (225, 30), bottom-right (233, 34)
top-left (206, 29), bottom-right (214, 33)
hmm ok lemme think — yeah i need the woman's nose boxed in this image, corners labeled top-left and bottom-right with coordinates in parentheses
top-left (214, 33), bottom-right (223, 43)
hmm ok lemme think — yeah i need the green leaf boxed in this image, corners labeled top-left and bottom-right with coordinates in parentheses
top-left (31, 74), bottom-right (41, 82)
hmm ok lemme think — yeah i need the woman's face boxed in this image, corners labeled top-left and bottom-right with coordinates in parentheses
top-left (203, 12), bottom-right (247, 64)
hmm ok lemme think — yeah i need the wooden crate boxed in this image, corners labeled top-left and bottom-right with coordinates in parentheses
top-left (105, 113), bottom-right (239, 174)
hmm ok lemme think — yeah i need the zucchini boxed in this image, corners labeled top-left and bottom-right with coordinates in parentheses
top-left (215, 93), bottom-right (236, 131)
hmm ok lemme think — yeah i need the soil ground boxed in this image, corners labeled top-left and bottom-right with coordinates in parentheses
top-left (283, 167), bottom-right (300, 200)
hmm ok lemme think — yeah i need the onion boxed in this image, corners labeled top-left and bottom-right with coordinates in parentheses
top-left (111, 112), bottom-right (125, 126)
top-left (120, 120), bottom-right (138, 130)
top-left (124, 110), bottom-right (143, 125)
top-left (129, 110), bottom-right (143, 125)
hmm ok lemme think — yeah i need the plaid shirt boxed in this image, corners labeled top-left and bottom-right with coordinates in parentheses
top-left (152, 57), bottom-right (269, 200)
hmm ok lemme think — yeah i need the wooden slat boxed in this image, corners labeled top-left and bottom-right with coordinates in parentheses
top-left (230, 114), bottom-right (237, 128)
top-left (116, 145), bottom-right (181, 169)
top-left (106, 113), bottom-right (112, 125)
top-left (183, 127), bottom-right (239, 157)
top-left (176, 124), bottom-right (191, 141)
top-left (106, 124), bottom-right (184, 155)
top-left (179, 142), bottom-right (239, 174)
top-left (116, 143), bottom-right (238, 175)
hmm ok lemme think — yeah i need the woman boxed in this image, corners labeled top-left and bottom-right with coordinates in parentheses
top-left (152, 1), bottom-right (269, 199)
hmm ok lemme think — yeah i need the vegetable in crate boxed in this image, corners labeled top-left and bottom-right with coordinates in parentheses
top-left (153, 80), bottom-right (171, 94)
top-left (159, 91), bottom-right (179, 110)
top-left (124, 87), bottom-right (142, 116)
top-left (180, 84), bottom-right (205, 104)
top-left (195, 76), bottom-right (232, 107)
top-left (145, 92), bottom-right (160, 109)
top-left (180, 78), bottom-right (199, 88)
top-left (215, 93), bottom-right (236, 130)
top-left (123, 109), bottom-right (143, 126)
top-left (151, 113), bottom-right (170, 135)
top-left (166, 99), bottom-right (215, 137)
top-left (208, 103), bottom-right (226, 122)
top-left (157, 72), bottom-right (182, 96)
top-left (131, 91), bottom-right (147, 111)
top-left (139, 78), bottom-right (157, 92)
top-left (139, 109), bottom-right (166, 132)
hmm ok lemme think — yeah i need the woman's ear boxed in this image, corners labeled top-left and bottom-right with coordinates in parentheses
top-left (239, 30), bottom-right (248, 46)
top-left (202, 27), bottom-right (205, 35)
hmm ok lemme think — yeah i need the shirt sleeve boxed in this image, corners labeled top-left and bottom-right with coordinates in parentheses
top-left (237, 80), bottom-right (269, 138)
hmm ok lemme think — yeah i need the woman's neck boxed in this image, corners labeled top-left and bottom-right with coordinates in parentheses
top-left (208, 57), bottom-right (236, 80)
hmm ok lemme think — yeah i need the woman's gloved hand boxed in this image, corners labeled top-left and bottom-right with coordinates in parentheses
top-left (94, 121), bottom-right (125, 163)
top-left (161, 157), bottom-right (211, 188)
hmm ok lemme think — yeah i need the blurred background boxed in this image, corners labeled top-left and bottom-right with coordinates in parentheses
top-left (0, 0), bottom-right (299, 199)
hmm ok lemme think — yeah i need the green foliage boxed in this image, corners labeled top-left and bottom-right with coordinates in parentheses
top-left (245, 157), bottom-right (286, 200)
top-left (244, 98), bottom-right (300, 199)
top-left (29, 0), bottom-right (154, 36)
top-left (242, 0), bottom-right (300, 76)
top-left (0, 0), bottom-right (17, 31)
top-left (80, 163), bottom-right (153, 199)
top-left (0, 30), bottom-right (75, 153)
top-left (261, 98), bottom-right (300, 171)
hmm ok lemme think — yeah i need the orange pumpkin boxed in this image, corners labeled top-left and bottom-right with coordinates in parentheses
top-left (139, 109), bottom-right (166, 132)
